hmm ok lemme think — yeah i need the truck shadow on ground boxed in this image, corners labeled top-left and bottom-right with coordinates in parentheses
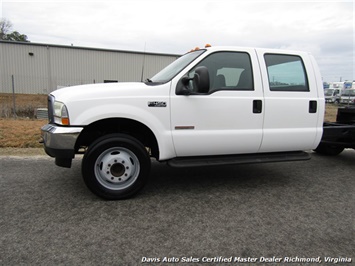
top-left (66, 158), bottom-right (295, 200)
top-left (142, 160), bottom-right (296, 199)
top-left (311, 149), bottom-right (355, 168)
top-left (67, 150), bottom-right (355, 200)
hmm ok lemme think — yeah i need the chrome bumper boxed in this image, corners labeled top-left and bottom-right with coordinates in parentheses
top-left (41, 124), bottom-right (83, 167)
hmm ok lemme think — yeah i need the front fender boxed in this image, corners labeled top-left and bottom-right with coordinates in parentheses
top-left (68, 99), bottom-right (175, 160)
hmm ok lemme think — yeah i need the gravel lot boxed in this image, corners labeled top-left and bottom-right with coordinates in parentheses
top-left (1, 150), bottom-right (354, 265)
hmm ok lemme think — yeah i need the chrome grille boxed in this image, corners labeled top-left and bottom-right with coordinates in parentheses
top-left (47, 94), bottom-right (55, 123)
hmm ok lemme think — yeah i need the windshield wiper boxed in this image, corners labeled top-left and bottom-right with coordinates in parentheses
top-left (145, 78), bottom-right (153, 82)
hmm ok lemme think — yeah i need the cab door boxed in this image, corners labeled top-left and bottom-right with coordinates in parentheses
top-left (256, 50), bottom-right (321, 152)
top-left (170, 49), bottom-right (264, 157)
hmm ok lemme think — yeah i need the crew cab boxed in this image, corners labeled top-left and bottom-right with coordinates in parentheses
top-left (41, 45), bottom-right (325, 199)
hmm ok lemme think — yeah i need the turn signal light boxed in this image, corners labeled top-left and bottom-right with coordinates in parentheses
top-left (61, 117), bottom-right (70, 125)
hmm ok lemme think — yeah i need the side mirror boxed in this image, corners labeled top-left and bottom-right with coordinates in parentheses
top-left (193, 66), bottom-right (210, 94)
top-left (176, 76), bottom-right (193, 95)
top-left (176, 66), bottom-right (210, 95)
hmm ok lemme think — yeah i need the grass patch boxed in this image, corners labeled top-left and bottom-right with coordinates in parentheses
top-left (0, 93), bottom-right (48, 148)
top-left (324, 104), bottom-right (338, 122)
top-left (0, 118), bottom-right (47, 148)
top-left (0, 93), bottom-right (47, 118)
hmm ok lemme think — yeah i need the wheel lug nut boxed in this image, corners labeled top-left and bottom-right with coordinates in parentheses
top-left (106, 171), bottom-right (110, 174)
top-left (122, 161), bottom-right (125, 164)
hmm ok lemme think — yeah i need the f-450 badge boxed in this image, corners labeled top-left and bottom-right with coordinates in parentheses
top-left (148, 101), bottom-right (167, 107)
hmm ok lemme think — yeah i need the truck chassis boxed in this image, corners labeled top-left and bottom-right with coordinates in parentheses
top-left (315, 107), bottom-right (355, 155)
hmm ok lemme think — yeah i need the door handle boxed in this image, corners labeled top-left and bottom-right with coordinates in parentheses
top-left (253, 100), bottom-right (262, 114)
top-left (309, 100), bottom-right (317, 113)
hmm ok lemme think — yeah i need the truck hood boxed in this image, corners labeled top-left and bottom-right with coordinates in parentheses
top-left (50, 82), bottom-right (163, 102)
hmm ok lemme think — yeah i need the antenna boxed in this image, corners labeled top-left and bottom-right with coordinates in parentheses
top-left (140, 42), bottom-right (147, 82)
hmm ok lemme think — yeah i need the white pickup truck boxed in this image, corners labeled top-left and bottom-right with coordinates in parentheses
top-left (41, 45), bottom-right (325, 199)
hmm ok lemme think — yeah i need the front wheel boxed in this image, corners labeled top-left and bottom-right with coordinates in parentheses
top-left (82, 134), bottom-right (151, 200)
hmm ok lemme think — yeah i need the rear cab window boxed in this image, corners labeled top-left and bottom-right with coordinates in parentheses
top-left (264, 54), bottom-right (309, 92)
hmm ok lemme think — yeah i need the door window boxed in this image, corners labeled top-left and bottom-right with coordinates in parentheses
top-left (188, 52), bottom-right (254, 93)
top-left (264, 54), bottom-right (309, 92)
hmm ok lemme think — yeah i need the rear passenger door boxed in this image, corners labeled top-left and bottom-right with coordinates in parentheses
top-left (256, 50), bottom-right (320, 152)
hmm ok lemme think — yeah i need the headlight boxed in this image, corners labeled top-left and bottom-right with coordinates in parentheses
top-left (53, 101), bottom-right (70, 125)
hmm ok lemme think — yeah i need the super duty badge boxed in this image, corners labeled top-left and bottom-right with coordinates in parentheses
top-left (148, 101), bottom-right (167, 107)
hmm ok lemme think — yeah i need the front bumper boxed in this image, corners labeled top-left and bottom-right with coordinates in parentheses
top-left (41, 124), bottom-right (83, 167)
top-left (340, 100), bottom-right (355, 105)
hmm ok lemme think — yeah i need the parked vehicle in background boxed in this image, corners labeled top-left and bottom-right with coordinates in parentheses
top-left (344, 81), bottom-right (355, 89)
top-left (340, 89), bottom-right (355, 105)
top-left (328, 82), bottom-right (345, 90)
top-left (324, 88), bottom-right (341, 103)
top-left (324, 81), bottom-right (355, 103)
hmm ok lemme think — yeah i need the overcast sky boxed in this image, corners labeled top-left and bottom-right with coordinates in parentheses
top-left (1, 0), bottom-right (354, 82)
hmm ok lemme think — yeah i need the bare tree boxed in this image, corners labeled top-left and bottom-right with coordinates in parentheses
top-left (0, 19), bottom-right (13, 39)
top-left (0, 18), bottom-right (29, 42)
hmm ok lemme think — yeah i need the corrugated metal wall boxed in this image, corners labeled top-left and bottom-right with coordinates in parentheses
top-left (0, 41), bottom-right (179, 94)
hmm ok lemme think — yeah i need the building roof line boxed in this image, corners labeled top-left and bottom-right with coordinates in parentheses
top-left (0, 40), bottom-right (181, 57)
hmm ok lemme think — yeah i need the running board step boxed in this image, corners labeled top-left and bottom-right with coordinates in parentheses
top-left (167, 151), bottom-right (310, 168)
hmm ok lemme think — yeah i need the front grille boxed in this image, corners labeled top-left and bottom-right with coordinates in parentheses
top-left (47, 94), bottom-right (55, 123)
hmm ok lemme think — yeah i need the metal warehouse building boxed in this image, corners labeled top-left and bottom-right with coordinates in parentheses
top-left (0, 41), bottom-right (179, 94)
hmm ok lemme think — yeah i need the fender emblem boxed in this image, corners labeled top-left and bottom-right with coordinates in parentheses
top-left (148, 101), bottom-right (167, 107)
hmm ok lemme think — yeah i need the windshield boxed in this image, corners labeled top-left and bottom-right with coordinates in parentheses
top-left (324, 89), bottom-right (334, 96)
top-left (342, 90), bottom-right (355, 97)
top-left (149, 50), bottom-right (205, 83)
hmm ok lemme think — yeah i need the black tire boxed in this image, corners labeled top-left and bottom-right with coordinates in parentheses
top-left (314, 143), bottom-right (344, 156)
top-left (82, 134), bottom-right (151, 200)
